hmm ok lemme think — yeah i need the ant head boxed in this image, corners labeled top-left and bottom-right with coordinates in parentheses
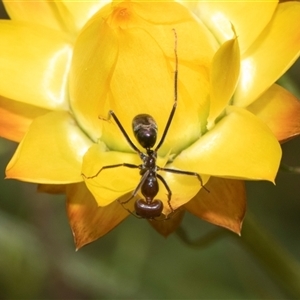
top-left (132, 114), bottom-right (158, 149)
top-left (134, 198), bottom-right (163, 219)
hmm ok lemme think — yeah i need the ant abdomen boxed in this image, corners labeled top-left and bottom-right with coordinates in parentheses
top-left (132, 114), bottom-right (158, 149)
top-left (135, 198), bottom-right (163, 218)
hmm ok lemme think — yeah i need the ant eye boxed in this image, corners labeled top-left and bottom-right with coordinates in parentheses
top-left (132, 114), bottom-right (157, 149)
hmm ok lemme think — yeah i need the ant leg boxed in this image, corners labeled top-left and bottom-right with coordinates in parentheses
top-left (108, 110), bottom-right (142, 154)
top-left (119, 205), bottom-right (143, 219)
top-left (98, 110), bottom-right (113, 122)
top-left (82, 163), bottom-right (139, 179)
top-left (156, 173), bottom-right (174, 214)
top-left (99, 110), bottom-right (142, 154)
top-left (159, 167), bottom-right (210, 193)
top-left (118, 170), bottom-right (150, 205)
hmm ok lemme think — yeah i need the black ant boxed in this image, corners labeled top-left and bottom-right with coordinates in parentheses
top-left (83, 29), bottom-right (207, 219)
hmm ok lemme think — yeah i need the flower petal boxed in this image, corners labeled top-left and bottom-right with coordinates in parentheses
top-left (4, 0), bottom-right (111, 35)
top-left (70, 1), bottom-right (214, 155)
top-left (82, 143), bottom-right (173, 208)
top-left (172, 106), bottom-right (281, 182)
top-left (0, 21), bottom-right (72, 110)
top-left (3, 0), bottom-right (74, 34)
top-left (234, 2), bottom-right (300, 107)
top-left (209, 36), bottom-right (240, 125)
top-left (62, 0), bottom-right (111, 33)
top-left (6, 111), bottom-right (92, 183)
top-left (69, 4), bottom-right (118, 143)
top-left (148, 209), bottom-right (185, 237)
top-left (159, 169), bottom-right (210, 216)
top-left (184, 0), bottom-right (278, 53)
top-left (185, 177), bottom-right (246, 235)
top-left (0, 95), bottom-right (49, 142)
top-left (83, 143), bottom-right (209, 216)
top-left (247, 84), bottom-right (300, 143)
top-left (107, 27), bottom-right (210, 155)
top-left (66, 182), bottom-right (129, 249)
top-left (82, 144), bottom-right (141, 206)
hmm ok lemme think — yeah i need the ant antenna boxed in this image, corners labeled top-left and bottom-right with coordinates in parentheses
top-left (155, 28), bottom-right (178, 152)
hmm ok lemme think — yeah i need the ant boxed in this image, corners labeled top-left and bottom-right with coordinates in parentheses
top-left (83, 29), bottom-right (207, 219)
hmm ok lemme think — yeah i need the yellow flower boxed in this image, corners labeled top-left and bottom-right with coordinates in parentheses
top-left (1, 0), bottom-right (300, 248)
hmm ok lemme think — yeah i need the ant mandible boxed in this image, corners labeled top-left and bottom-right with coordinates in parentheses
top-left (83, 29), bottom-right (207, 219)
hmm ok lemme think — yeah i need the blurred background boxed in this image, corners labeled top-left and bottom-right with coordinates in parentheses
top-left (1, 2), bottom-right (300, 299)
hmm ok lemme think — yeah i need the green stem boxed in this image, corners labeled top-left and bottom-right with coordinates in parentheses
top-left (175, 225), bottom-right (228, 248)
top-left (240, 213), bottom-right (300, 299)
top-left (280, 162), bottom-right (300, 175)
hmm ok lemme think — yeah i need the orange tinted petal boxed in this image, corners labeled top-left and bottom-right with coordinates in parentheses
top-left (247, 84), bottom-right (300, 143)
top-left (148, 209), bottom-right (185, 237)
top-left (185, 177), bottom-right (246, 235)
top-left (66, 182), bottom-right (129, 249)
top-left (0, 95), bottom-right (49, 142)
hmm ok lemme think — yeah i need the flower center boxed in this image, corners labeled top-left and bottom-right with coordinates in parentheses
top-left (107, 2), bottom-right (134, 30)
